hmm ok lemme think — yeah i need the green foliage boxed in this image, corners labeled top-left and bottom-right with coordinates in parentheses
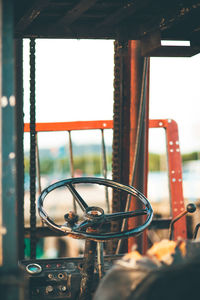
top-left (57, 158), bottom-right (70, 173)
top-left (149, 153), bottom-right (160, 171)
top-left (182, 152), bottom-right (199, 162)
top-left (74, 154), bottom-right (101, 175)
top-left (24, 157), bottom-right (55, 174)
top-left (148, 153), bottom-right (168, 171)
top-left (107, 154), bottom-right (112, 171)
top-left (149, 151), bottom-right (200, 172)
top-left (24, 153), bottom-right (112, 175)
top-left (24, 151), bottom-right (199, 175)
top-left (24, 157), bottom-right (30, 173)
top-left (40, 159), bottom-right (54, 174)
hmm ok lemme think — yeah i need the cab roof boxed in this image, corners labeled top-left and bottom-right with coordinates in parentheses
top-left (14, 0), bottom-right (200, 56)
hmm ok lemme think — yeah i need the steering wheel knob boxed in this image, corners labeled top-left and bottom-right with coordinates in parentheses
top-left (64, 211), bottom-right (79, 226)
top-left (186, 203), bottom-right (196, 213)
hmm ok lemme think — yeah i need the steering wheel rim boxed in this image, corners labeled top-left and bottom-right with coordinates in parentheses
top-left (38, 177), bottom-right (153, 241)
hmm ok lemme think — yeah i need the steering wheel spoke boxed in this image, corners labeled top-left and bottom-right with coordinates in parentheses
top-left (67, 183), bottom-right (88, 211)
top-left (105, 209), bottom-right (148, 222)
top-left (74, 220), bottom-right (94, 231)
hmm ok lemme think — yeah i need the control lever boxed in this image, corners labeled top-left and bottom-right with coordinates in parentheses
top-left (169, 203), bottom-right (196, 240)
top-left (193, 223), bottom-right (200, 239)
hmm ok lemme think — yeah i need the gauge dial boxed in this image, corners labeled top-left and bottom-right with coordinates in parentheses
top-left (26, 263), bottom-right (42, 274)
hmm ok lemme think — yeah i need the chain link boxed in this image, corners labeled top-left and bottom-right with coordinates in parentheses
top-left (108, 41), bottom-right (125, 254)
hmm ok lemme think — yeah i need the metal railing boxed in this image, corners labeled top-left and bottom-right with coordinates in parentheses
top-left (24, 119), bottom-right (187, 241)
top-left (24, 120), bottom-right (113, 214)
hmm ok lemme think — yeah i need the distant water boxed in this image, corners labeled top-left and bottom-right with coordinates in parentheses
top-left (148, 171), bottom-right (200, 203)
top-left (24, 170), bottom-right (200, 203)
top-left (148, 171), bottom-right (169, 202)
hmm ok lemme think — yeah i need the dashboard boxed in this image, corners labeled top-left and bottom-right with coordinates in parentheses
top-left (20, 255), bottom-right (121, 300)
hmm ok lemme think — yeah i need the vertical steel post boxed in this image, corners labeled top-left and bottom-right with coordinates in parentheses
top-left (101, 129), bottom-right (110, 213)
top-left (0, 0), bottom-right (2, 265)
top-left (128, 41), bottom-right (149, 253)
top-left (35, 133), bottom-right (42, 195)
top-left (15, 38), bottom-right (25, 260)
top-left (68, 130), bottom-right (77, 213)
top-left (116, 56), bottom-right (149, 254)
top-left (0, 0), bottom-right (18, 266)
top-left (0, 2), bottom-right (26, 300)
top-left (112, 40), bottom-right (149, 254)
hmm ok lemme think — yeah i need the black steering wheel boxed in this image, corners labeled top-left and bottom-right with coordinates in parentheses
top-left (38, 177), bottom-right (153, 242)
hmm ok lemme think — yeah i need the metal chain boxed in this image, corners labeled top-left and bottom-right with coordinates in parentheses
top-left (108, 40), bottom-right (124, 254)
top-left (29, 38), bottom-right (37, 259)
top-left (112, 41), bottom-right (121, 187)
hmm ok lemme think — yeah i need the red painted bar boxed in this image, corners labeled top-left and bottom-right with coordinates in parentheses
top-left (149, 119), bottom-right (186, 240)
top-left (24, 120), bottom-right (113, 132)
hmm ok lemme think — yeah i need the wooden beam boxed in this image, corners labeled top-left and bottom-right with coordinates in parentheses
top-left (58, 0), bottom-right (99, 26)
top-left (15, 24), bottom-right (116, 39)
top-left (139, 2), bottom-right (200, 39)
top-left (95, 0), bottom-right (150, 30)
top-left (15, 0), bottom-right (51, 32)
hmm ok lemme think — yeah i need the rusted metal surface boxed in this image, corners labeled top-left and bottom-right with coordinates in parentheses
top-left (111, 40), bottom-right (131, 254)
top-left (79, 239), bottom-right (97, 300)
top-left (116, 54), bottom-right (149, 255)
top-left (127, 41), bottom-right (150, 254)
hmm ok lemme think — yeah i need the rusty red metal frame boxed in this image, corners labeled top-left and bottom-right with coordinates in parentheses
top-left (149, 119), bottom-right (186, 240)
top-left (24, 118), bottom-right (186, 240)
top-left (24, 120), bottom-right (113, 132)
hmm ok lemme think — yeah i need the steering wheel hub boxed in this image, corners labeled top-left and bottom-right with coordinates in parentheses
top-left (85, 206), bottom-right (105, 221)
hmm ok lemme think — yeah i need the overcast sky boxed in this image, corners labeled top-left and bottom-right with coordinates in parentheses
top-left (23, 39), bottom-right (200, 154)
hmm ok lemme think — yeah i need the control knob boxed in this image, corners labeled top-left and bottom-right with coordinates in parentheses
top-left (45, 285), bottom-right (54, 294)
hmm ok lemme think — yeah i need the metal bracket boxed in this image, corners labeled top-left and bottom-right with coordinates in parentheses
top-left (141, 30), bottom-right (200, 57)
